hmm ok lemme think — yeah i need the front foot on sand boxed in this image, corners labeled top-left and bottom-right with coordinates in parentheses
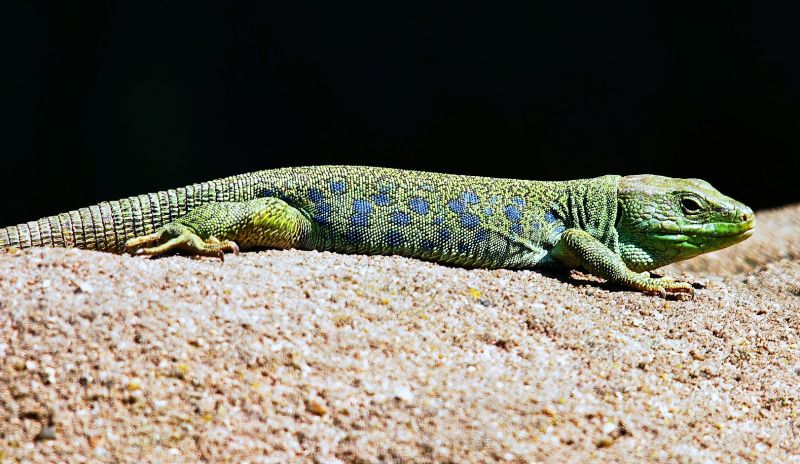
top-left (638, 274), bottom-right (695, 300)
top-left (552, 229), bottom-right (696, 299)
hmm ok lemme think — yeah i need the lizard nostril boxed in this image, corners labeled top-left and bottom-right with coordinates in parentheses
top-left (739, 206), bottom-right (754, 223)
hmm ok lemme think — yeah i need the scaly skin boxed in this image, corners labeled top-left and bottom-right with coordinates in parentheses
top-left (0, 166), bottom-right (755, 298)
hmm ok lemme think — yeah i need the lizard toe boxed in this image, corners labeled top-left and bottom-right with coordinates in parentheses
top-left (661, 280), bottom-right (695, 300)
top-left (124, 231), bottom-right (165, 252)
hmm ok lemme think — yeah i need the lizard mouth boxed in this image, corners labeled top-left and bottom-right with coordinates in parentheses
top-left (650, 217), bottom-right (756, 244)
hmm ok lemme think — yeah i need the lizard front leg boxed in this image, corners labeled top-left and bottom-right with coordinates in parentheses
top-left (125, 197), bottom-right (313, 258)
top-left (551, 228), bottom-right (694, 299)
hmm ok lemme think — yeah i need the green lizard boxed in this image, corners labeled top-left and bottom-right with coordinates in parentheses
top-left (0, 166), bottom-right (754, 298)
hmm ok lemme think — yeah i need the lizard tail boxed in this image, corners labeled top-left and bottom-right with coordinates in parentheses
top-left (0, 185), bottom-right (218, 253)
top-left (0, 194), bottom-right (182, 253)
top-left (0, 171), bottom-right (270, 253)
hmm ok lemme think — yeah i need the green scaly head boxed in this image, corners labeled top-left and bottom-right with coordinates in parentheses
top-left (615, 175), bottom-right (755, 272)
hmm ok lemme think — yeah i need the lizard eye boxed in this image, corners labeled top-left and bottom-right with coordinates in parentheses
top-left (680, 197), bottom-right (703, 213)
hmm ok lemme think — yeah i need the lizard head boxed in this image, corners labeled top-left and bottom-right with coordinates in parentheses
top-left (615, 175), bottom-right (755, 271)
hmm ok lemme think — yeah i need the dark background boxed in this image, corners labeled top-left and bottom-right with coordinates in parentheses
top-left (2, 2), bottom-right (798, 225)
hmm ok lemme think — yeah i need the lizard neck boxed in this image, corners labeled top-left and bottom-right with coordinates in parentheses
top-left (501, 175), bottom-right (622, 269)
top-left (553, 175), bottom-right (622, 252)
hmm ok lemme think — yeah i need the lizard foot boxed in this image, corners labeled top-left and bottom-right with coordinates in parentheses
top-left (645, 277), bottom-right (695, 300)
top-left (125, 224), bottom-right (239, 260)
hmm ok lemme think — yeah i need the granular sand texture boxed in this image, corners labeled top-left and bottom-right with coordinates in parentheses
top-left (1, 203), bottom-right (799, 463)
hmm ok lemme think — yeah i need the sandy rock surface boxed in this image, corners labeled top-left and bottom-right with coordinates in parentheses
top-left (0, 204), bottom-right (798, 463)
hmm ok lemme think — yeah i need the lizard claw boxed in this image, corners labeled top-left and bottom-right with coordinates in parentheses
top-left (207, 236), bottom-right (239, 261)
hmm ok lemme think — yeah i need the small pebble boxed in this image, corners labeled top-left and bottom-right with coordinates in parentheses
top-left (35, 426), bottom-right (57, 441)
top-left (596, 436), bottom-right (615, 448)
top-left (307, 398), bottom-right (327, 416)
top-left (690, 349), bottom-right (706, 361)
top-left (20, 409), bottom-right (45, 420)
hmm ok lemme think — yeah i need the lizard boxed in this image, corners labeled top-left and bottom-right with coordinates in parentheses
top-left (0, 165), bottom-right (754, 298)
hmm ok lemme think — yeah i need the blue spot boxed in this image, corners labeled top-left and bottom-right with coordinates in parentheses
top-left (409, 197), bottom-right (429, 215)
top-left (505, 205), bottom-right (522, 222)
top-left (483, 207), bottom-right (494, 216)
top-left (317, 202), bottom-right (332, 214)
top-left (475, 228), bottom-right (489, 242)
top-left (457, 242), bottom-right (470, 254)
top-left (421, 183), bottom-right (435, 192)
top-left (532, 222), bottom-right (541, 230)
top-left (353, 200), bottom-right (372, 215)
top-left (421, 239), bottom-right (435, 251)
top-left (379, 184), bottom-right (392, 194)
top-left (372, 193), bottom-right (390, 206)
top-left (438, 228), bottom-right (451, 242)
top-left (554, 225), bottom-right (566, 234)
top-left (330, 181), bottom-right (346, 194)
top-left (433, 216), bottom-right (445, 225)
top-left (351, 213), bottom-right (369, 227)
top-left (512, 197), bottom-right (525, 206)
top-left (448, 199), bottom-right (466, 214)
top-left (391, 211), bottom-right (411, 226)
top-left (308, 188), bottom-right (323, 203)
top-left (460, 214), bottom-right (480, 229)
top-left (346, 229), bottom-right (363, 243)
top-left (262, 188), bottom-right (275, 197)
top-left (387, 230), bottom-right (404, 247)
top-left (462, 191), bottom-right (479, 204)
top-left (510, 223), bottom-right (523, 235)
top-left (491, 195), bottom-right (502, 204)
top-left (314, 202), bottom-right (333, 224)
top-left (544, 211), bottom-right (556, 223)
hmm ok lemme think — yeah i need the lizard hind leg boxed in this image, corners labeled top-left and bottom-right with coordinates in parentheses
top-left (125, 197), bottom-right (313, 258)
top-left (233, 197), bottom-right (314, 250)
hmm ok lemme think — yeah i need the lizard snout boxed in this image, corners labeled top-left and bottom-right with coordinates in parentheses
top-left (739, 206), bottom-right (754, 225)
